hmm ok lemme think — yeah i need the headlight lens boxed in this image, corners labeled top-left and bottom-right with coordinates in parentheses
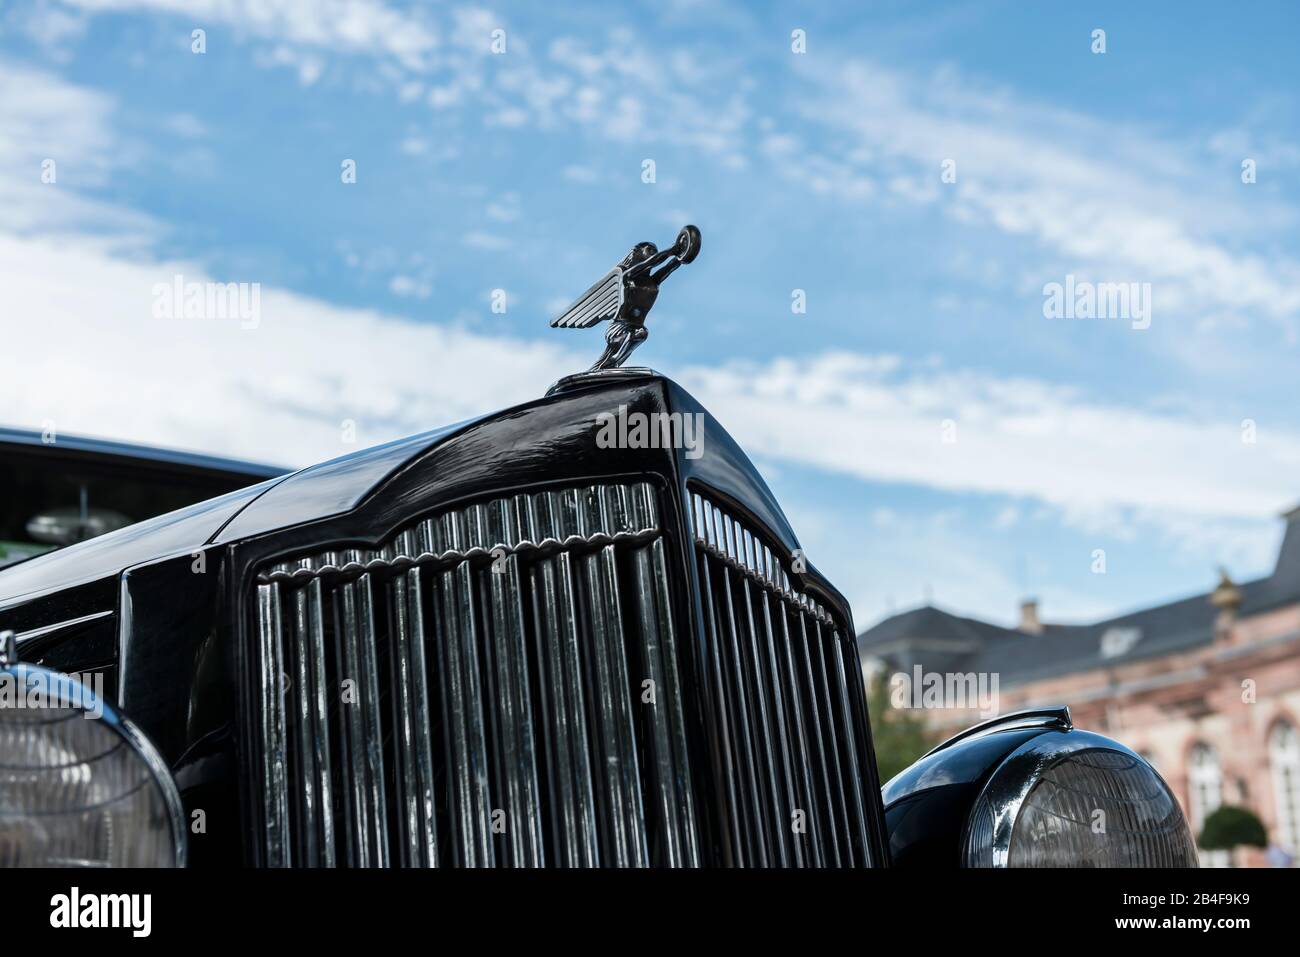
top-left (965, 741), bottom-right (1198, 867)
top-left (0, 662), bottom-right (186, 867)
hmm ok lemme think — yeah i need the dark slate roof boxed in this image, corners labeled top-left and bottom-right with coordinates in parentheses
top-left (856, 604), bottom-right (1014, 650)
top-left (857, 512), bottom-right (1300, 687)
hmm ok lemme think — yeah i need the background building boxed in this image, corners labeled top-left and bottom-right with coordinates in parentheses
top-left (859, 508), bottom-right (1300, 866)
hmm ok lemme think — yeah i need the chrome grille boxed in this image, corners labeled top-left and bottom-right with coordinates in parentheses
top-left (250, 482), bottom-right (700, 867)
top-left (248, 480), bottom-right (877, 867)
top-left (689, 490), bottom-right (875, 866)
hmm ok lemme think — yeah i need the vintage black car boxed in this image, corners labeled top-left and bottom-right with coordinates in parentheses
top-left (0, 228), bottom-right (1199, 868)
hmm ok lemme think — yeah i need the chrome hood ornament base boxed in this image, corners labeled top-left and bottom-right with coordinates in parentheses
top-left (548, 225), bottom-right (700, 392)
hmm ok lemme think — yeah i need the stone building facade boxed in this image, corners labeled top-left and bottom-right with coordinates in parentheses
top-left (858, 509), bottom-right (1300, 866)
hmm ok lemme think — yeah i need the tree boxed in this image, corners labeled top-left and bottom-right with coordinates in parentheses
top-left (866, 673), bottom-right (935, 785)
top-left (1198, 805), bottom-right (1267, 867)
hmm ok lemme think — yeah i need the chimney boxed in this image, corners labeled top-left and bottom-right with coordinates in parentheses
top-left (1018, 598), bottom-right (1043, 635)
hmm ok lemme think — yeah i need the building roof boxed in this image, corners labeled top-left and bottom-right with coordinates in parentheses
top-left (857, 510), bottom-right (1300, 687)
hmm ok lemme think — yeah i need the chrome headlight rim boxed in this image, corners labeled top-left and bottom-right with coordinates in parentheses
top-left (0, 656), bottom-right (188, 868)
top-left (961, 728), bottom-right (1192, 868)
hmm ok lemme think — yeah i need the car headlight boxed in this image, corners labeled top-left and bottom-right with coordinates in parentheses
top-left (963, 729), bottom-right (1198, 867)
top-left (0, 631), bottom-right (186, 867)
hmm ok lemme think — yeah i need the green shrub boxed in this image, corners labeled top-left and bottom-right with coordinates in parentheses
top-left (1198, 805), bottom-right (1267, 851)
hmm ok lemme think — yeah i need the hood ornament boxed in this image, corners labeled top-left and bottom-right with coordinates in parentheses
top-left (550, 225), bottom-right (700, 379)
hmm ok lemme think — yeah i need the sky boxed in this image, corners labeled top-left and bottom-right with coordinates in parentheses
top-left (1, 0), bottom-right (1298, 631)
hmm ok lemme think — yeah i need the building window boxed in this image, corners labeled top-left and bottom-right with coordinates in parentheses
top-left (1270, 722), bottom-right (1300, 856)
top-left (1188, 742), bottom-right (1228, 867)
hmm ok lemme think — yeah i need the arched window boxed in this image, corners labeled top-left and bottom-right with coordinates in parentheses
top-left (1187, 743), bottom-right (1228, 868)
top-left (1270, 722), bottom-right (1300, 857)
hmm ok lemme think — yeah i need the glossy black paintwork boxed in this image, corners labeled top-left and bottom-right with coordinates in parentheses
top-left (0, 480), bottom-right (278, 614)
top-left (0, 427), bottom-right (287, 479)
top-left (119, 547), bottom-right (243, 866)
top-left (0, 371), bottom-right (886, 867)
top-left (882, 726), bottom-right (1053, 868)
top-left (214, 416), bottom-right (490, 543)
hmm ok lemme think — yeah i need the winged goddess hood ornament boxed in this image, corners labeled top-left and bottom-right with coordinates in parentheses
top-left (548, 225), bottom-right (700, 390)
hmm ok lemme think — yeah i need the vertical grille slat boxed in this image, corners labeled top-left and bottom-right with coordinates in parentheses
top-left (531, 551), bottom-right (600, 866)
top-left (737, 573), bottom-right (789, 866)
top-left (338, 572), bottom-right (389, 867)
top-left (716, 563), bottom-right (771, 865)
top-left (256, 582), bottom-right (290, 867)
top-left (250, 480), bottom-right (878, 868)
top-left (630, 537), bottom-right (701, 867)
top-left (440, 559), bottom-right (494, 867)
top-left (389, 555), bottom-right (439, 867)
top-left (289, 576), bottom-right (335, 866)
top-left (694, 552), bottom-right (747, 865)
top-left (830, 629), bottom-right (873, 860)
top-left (583, 543), bottom-right (649, 866)
top-left (759, 590), bottom-right (811, 868)
top-left (809, 616), bottom-right (855, 865)
top-left (304, 577), bottom-right (337, 866)
top-left (486, 554), bottom-right (544, 866)
top-left (793, 611), bottom-right (842, 866)
top-left (689, 490), bottom-right (875, 869)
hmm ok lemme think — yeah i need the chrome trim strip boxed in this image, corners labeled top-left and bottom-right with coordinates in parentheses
top-left (922, 705), bottom-right (1073, 759)
top-left (257, 482), bottom-right (662, 584)
top-left (11, 610), bottom-right (114, 647)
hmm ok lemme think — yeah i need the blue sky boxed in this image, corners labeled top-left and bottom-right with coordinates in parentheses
top-left (2, 1), bottom-right (1298, 630)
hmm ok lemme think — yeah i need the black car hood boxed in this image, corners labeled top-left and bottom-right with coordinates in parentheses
top-left (0, 415), bottom-right (487, 611)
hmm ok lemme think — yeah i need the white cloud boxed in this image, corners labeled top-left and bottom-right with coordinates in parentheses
top-left (387, 273), bottom-right (432, 299)
top-left (486, 194), bottom-right (521, 223)
top-left (55, 0), bottom-right (438, 69)
top-left (462, 230), bottom-right (512, 252)
top-left (0, 59), bottom-right (155, 245)
top-left (790, 59), bottom-right (1300, 341)
top-left (0, 58), bottom-right (571, 462)
top-left (12, 1), bottom-right (89, 61)
top-left (0, 232), bottom-right (579, 466)
top-left (678, 352), bottom-right (1300, 523)
top-left (562, 164), bottom-right (600, 183)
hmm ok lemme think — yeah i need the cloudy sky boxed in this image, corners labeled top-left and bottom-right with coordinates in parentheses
top-left (2, 0), bottom-right (1298, 630)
